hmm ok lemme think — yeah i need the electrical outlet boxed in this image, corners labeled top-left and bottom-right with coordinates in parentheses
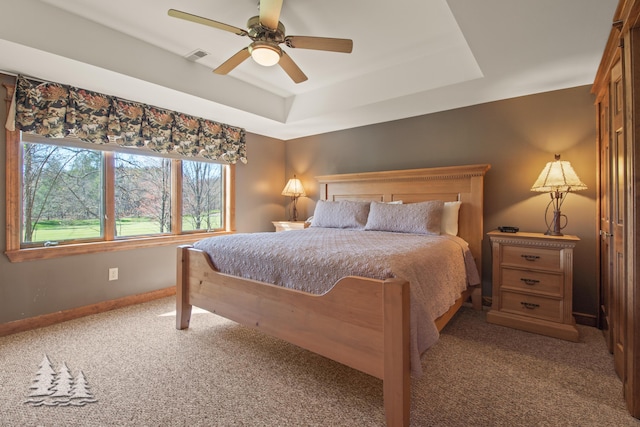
top-left (108, 268), bottom-right (118, 281)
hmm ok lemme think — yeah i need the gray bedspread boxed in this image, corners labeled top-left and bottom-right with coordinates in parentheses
top-left (193, 228), bottom-right (480, 375)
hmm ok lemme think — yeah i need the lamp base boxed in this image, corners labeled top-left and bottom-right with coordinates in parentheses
top-left (545, 209), bottom-right (564, 236)
top-left (289, 196), bottom-right (299, 222)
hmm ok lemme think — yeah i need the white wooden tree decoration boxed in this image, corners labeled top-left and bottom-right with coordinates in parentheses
top-left (24, 355), bottom-right (97, 407)
top-left (70, 371), bottom-right (98, 405)
top-left (49, 362), bottom-right (73, 405)
top-left (24, 355), bottom-right (56, 406)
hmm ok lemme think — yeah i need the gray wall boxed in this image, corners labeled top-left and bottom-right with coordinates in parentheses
top-left (0, 81), bottom-right (598, 323)
top-left (0, 73), bottom-right (285, 323)
top-left (285, 85), bottom-right (598, 319)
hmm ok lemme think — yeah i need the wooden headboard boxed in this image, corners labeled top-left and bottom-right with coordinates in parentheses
top-left (316, 164), bottom-right (491, 277)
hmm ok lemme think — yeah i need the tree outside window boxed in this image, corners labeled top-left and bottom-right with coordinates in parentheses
top-left (182, 160), bottom-right (223, 232)
top-left (22, 143), bottom-right (102, 243)
top-left (19, 139), bottom-right (227, 247)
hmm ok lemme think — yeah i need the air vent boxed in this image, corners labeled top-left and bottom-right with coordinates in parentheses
top-left (184, 49), bottom-right (209, 62)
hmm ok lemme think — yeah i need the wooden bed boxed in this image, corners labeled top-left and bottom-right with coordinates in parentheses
top-left (176, 163), bottom-right (490, 426)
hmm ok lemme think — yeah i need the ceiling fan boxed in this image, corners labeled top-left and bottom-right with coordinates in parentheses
top-left (168, 0), bottom-right (353, 84)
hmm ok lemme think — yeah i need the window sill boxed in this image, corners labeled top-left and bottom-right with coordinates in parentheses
top-left (4, 231), bottom-right (233, 262)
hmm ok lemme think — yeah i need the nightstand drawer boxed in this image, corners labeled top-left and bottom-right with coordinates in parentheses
top-left (501, 268), bottom-right (562, 296)
top-left (501, 291), bottom-right (562, 322)
top-left (502, 245), bottom-right (561, 271)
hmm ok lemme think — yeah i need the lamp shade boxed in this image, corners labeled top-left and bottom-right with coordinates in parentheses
top-left (531, 155), bottom-right (587, 193)
top-left (281, 177), bottom-right (306, 197)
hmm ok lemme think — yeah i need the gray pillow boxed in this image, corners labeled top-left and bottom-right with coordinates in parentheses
top-left (310, 200), bottom-right (371, 229)
top-left (365, 200), bottom-right (444, 234)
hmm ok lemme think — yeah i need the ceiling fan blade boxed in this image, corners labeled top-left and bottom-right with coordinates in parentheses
top-left (168, 9), bottom-right (247, 36)
top-left (285, 36), bottom-right (353, 53)
top-left (278, 51), bottom-right (308, 84)
top-left (213, 47), bottom-right (251, 75)
top-left (259, 0), bottom-right (283, 31)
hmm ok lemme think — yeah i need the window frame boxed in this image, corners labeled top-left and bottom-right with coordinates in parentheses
top-left (3, 83), bottom-right (235, 263)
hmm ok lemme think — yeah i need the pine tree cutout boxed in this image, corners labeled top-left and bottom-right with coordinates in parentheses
top-left (25, 356), bottom-right (98, 407)
top-left (70, 370), bottom-right (97, 406)
top-left (48, 362), bottom-right (73, 406)
top-left (24, 355), bottom-right (56, 405)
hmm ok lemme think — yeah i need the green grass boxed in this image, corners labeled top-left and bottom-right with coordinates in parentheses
top-left (182, 213), bottom-right (222, 232)
top-left (115, 217), bottom-right (166, 237)
top-left (30, 219), bottom-right (102, 241)
top-left (26, 214), bottom-right (222, 243)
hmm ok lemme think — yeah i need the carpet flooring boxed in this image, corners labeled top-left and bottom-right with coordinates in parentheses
top-left (0, 297), bottom-right (638, 426)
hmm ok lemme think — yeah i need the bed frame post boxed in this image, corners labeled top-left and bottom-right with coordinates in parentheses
top-left (176, 245), bottom-right (193, 330)
top-left (383, 279), bottom-right (410, 427)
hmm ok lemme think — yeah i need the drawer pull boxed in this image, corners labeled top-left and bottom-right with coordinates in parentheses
top-left (520, 302), bottom-right (540, 310)
top-left (521, 254), bottom-right (540, 262)
top-left (520, 278), bottom-right (540, 286)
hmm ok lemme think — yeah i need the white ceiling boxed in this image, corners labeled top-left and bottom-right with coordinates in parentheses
top-left (0, 0), bottom-right (618, 140)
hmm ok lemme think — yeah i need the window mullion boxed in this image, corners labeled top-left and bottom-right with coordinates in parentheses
top-left (227, 165), bottom-right (235, 232)
top-left (104, 151), bottom-right (115, 241)
top-left (4, 83), bottom-right (20, 252)
top-left (172, 159), bottom-right (182, 235)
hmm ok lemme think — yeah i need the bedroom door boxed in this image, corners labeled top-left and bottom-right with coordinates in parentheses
top-left (609, 57), bottom-right (626, 379)
top-left (598, 71), bottom-right (612, 351)
top-left (599, 54), bottom-right (626, 379)
top-left (598, 52), bottom-right (626, 379)
top-left (595, 4), bottom-right (640, 417)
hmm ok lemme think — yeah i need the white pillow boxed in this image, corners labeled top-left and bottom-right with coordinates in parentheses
top-left (310, 200), bottom-right (371, 229)
top-left (441, 201), bottom-right (462, 235)
top-left (364, 200), bottom-right (443, 235)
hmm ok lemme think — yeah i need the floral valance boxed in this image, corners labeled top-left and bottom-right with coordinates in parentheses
top-left (7, 75), bottom-right (247, 164)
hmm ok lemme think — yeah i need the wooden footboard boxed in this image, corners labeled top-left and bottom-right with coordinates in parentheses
top-left (177, 245), bottom-right (411, 426)
top-left (176, 164), bottom-right (489, 426)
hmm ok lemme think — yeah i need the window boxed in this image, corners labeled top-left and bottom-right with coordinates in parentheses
top-left (22, 143), bottom-right (103, 245)
top-left (6, 132), bottom-right (234, 262)
top-left (114, 153), bottom-right (172, 237)
top-left (181, 159), bottom-right (224, 232)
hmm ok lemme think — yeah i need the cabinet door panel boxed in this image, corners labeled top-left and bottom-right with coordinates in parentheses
top-left (610, 57), bottom-right (625, 380)
top-left (598, 90), bottom-right (612, 349)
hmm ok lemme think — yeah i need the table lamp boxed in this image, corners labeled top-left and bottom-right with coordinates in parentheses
top-left (281, 175), bottom-right (306, 222)
top-left (531, 154), bottom-right (587, 236)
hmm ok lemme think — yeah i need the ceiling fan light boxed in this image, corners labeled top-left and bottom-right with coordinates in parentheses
top-left (249, 42), bottom-right (281, 66)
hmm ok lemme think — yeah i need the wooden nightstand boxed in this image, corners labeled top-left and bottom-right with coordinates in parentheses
top-left (272, 221), bottom-right (309, 232)
top-left (486, 230), bottom-right (580, 342)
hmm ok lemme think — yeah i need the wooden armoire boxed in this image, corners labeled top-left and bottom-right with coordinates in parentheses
top-left (592, 0), bottom-right (640, 419)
